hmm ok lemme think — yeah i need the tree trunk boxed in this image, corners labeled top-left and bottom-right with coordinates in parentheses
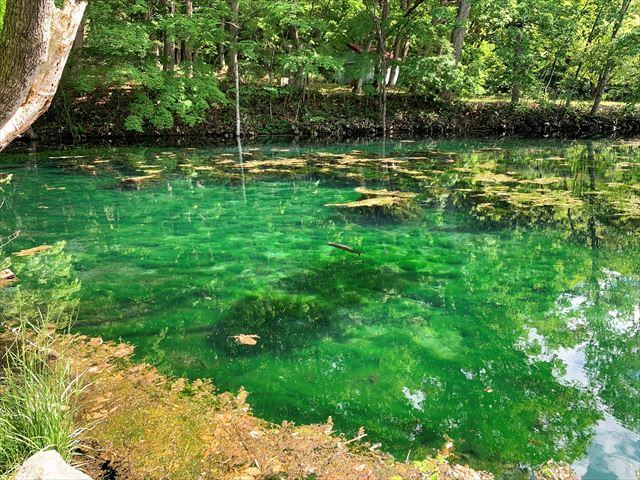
top-left (184, 0), bottom-right (193, 68)
top-left (590, 68), bottom-right (609, 115)
top-left (230, 0), bottom-right (241, 138)
top-left (0, 0), bottom-right (55, 129)
top-left (162, 0), bottom-right (175, 72)
top-left (218, 43), bottom-right (227, 71)
top-left (147, 0), bottom-right (162, 69)
top-left (590, 0), bottom-right (631, 115)
top-left (510, 23), bottom-right (524, 106)
top-left (451, 0), bottom-right (470, 64)
top-left (0, 0), bottom-right (86, 151)
top-left (565, 2), bottom-right (606, 107)
top-left (511, 83), bottom-right (521, 106)
top-left (365, 0), bottom-right (389, 137)
top-left (388, 37), bottom-right (409, 87)
top-left (70, 12), bottom-right (85, 71)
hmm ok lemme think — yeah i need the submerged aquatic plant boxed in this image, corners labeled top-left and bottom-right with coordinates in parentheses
top-left (0, 241), bottom-right (84, 476)
top-left (211, 292), bottom-right (335, 355)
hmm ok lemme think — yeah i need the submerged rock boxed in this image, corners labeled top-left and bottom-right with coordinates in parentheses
top-left (0, 268), bottom-right (18, 288)
top-left (15, 450), bottom-right (92, 480)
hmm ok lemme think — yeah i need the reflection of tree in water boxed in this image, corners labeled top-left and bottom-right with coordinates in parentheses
top-left (428, 141), bottom-right (640, 249)
top-left (532, 253), bottom-right (639, 432)
top-left (210, 241), bottom-right (605, 472)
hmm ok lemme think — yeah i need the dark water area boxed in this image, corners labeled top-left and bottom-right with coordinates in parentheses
top-left (1, 138), bottom-right (639, 478)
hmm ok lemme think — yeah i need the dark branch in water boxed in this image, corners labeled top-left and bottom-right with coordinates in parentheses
top-left (327, 242), bottom-right (362, 255)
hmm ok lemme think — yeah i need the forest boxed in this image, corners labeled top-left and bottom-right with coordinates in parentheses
top-left (2, 0), bottom-right (640, 140)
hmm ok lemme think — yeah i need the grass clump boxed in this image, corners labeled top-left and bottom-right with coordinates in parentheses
top-left (0, 346), bottom-right (83, 476)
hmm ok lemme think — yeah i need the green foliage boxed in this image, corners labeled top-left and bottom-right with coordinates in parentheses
top-left (61, 0), bottom-right (639, 130)
top-left (403, 53), bottom-right (463, 99)
top-left (0, 0), bottom-right (5, 31)
top-left (69, 0), bottom-right (227, 131)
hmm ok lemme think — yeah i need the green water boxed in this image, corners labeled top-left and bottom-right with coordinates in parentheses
top-left (1, 139), bottom-right (639, 478)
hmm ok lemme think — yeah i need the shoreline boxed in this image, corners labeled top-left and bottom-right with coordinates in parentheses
top-left (7, 91), bottom-right (640, 151)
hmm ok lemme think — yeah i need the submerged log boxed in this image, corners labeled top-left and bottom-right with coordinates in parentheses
top-left (326, 196), bottom-right (403, 208)
top-left (14, 245), bottom-right (52, 256)
top-left (327, 242), bottom-right (362, 255)
top-left (118, 174), bottom-right (160, 189)
top-left (354, 187), bottom-right (417, 199)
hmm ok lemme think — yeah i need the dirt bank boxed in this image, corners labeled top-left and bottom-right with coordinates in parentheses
top-left (11, 90), bottom-right (640, 150)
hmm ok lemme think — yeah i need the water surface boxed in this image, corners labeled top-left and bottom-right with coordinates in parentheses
top-left (1, 139), bottom-right (639, 478)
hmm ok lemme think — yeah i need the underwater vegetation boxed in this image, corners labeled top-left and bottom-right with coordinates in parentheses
top-left (0, 138), bottom-right (638, 478)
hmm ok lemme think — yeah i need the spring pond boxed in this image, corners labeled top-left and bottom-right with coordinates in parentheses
top-left (1, 138), bottom-right (639, 479)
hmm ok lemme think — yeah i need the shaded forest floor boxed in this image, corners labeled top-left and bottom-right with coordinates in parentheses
top-left (15, 88), bottom-right (640, 150)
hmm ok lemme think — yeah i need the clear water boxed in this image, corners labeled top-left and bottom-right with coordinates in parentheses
top-left (1, 139), bottom-right (639, 478)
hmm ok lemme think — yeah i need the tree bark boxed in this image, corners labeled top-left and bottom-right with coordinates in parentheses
top-left (0, 0), bottom-right (55, 129)
top-left (451, 0), bottom-right (470, 64)
top-left (0, 0), bottom-right (86, 151)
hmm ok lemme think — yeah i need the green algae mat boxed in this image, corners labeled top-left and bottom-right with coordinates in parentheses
top-left (1, 138), bottom-right (639, 479)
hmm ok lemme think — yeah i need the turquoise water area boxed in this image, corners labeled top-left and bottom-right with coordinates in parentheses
top-left (1, 139), bottom-right (638, 478)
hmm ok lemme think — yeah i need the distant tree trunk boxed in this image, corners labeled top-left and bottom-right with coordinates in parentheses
top-left (451, 0), bottom-right (470, 65)
top-left (230, 0), bottom-right (241, 138)
top-left (146, 0), bottom-right (161, 69)
top-left (353, 38), bottom-right (373, 94)
top-left (565, 2), bottom-right (606, 108)
top-left (365, 0), bottom-right (390, 137)
top-left (162, 0), bottom-right (175, 72)
top-left (0, 0), bottom-right (86, 151)
top-left (510, 22), bottom-right (524, 106)
top-left (388, 37), bottom-right (408, 87)
top-left (218, 43), bottom-right (227, 71)
top-left (184, 0), bottom-right (193, 71)
top-left (175, 42), bottom-right (182, 64)
top-left (71, 13), bottom-right (85, 71)
top-left (590, 0), bottom-right (631, 115)
top-left (290, 26), bottom-right (306, 88)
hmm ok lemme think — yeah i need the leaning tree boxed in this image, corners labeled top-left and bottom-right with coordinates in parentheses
top-left (0, 0), bottom-right (86, 151)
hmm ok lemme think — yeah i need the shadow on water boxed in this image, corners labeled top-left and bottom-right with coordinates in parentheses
top-left (210, 256), bottom-right (413, 355)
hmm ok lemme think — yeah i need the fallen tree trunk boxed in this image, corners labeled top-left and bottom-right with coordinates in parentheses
top-left (0, 0), bottom-right (86, 151)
